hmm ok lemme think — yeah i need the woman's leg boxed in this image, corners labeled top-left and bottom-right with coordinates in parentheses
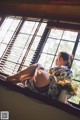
top-left (6, 63), bottom-right (43, 82)
top-left (33, 69), bottom-right (50, 87)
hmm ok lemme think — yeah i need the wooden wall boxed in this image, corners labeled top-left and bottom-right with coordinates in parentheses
top-left (0, 0), bottom-right (80, 23)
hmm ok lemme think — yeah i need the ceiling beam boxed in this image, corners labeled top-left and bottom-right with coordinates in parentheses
top-left (0, 3), bottom-right (80, 23)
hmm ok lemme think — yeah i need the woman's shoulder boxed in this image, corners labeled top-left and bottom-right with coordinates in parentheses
top-left (49, 66), bottom-right (68, 72)
top-left (49, 65), bottom-right (73, 73)
top-left (49, 65), bottom-right (73, 77)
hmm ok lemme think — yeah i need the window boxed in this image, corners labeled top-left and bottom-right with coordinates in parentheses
top-left (38, 28), bottom-right (79, 104)
top-left (0, 17), bottom-right (47, 75)
top-left (71, 37), bottom-right (80, 104)
top-left (0, 16), bottom-right (80, 105)
top-left (23, 22), bottom-right (47, 69)
top-left (38, 29), bottom-right (78, 69)
top-left (0, 16), bottom-right (22, 74)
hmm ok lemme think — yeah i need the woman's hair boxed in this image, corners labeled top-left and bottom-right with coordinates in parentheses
top-left (59, 52), bottom-right (73, 69)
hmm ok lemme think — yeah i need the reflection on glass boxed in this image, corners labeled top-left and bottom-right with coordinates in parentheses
top-left (62, 31), bottom-right (78, 41)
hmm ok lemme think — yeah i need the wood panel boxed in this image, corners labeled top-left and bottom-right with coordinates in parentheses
top-left (0, 3), bottom-right (80, 23)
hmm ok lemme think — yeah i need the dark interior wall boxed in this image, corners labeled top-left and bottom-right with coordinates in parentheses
top-left (0, 0), bottom-right (80, 4)
top-left (0, 2), bottom-right (80, 23)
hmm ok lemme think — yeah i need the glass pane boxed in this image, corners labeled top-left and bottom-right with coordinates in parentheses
top-left (0, 44), bottom-right (7, 58)
top-left (62, 31), bottom-right (78, 41)
top-left (0, 18), bottom-right (20, 43)
top-left (0, 29), bottom-right (8, 42)
top-left (31, 22), bottom-right (39, 35)
top-left (57, 41), bottom-right (74, 54)
top-left (20, 21), bottom-right (39, 34)
top-left (38, 53), bottom-right (54, 70)
top-left (30, 36), bottom-right (41, 50)
top-left (72, 60), bottom-right (80, 81)
top-left (6, 47), bottom-right (24, 67)
top-left (43, 38), bottom-right (60, 55)
top-left (13, 34), bottom-right (30, 48)
top-left (23, 60), bottom-right (31, 67)
top-left (24, 50), bottom-right (35, 66)
top-left (1, 18), bottom-right (13, 31)
top-left (74, 42), bottom-right (80, 60)
top-left (9, 19), bottom-right (20, 31)
top-left (69, 80), bottom-right (80, 104)
top-left (18, 50), bottom-right (26, 63)
top-left (3, 31), bottom-right (14, 44)
top-left (49, 29), bottom-right (63, 39)
top-left (27, 50), bottom-right (35, 60)
top-left (2, 61), bottom-right (19, 75)
top-left (37, 23), bottom-right (47, 36)
top-left (51, 55), bottom-right (58, 67)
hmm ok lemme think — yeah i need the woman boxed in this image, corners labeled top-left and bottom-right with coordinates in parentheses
top-left (6, 52), bottom-right (73, 94)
